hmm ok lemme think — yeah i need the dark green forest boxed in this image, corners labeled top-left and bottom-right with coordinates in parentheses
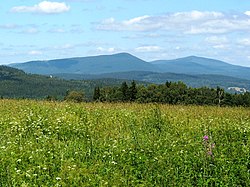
top-left (0, 66), bottom-right (139, 100)
top-left (1, 65), bottom-right (250, 106)
top-left (92, 81), bottom-right (250, 107)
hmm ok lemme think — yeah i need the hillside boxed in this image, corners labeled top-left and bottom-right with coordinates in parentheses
top-left (151, 56), bottom-right (250, 80)
top-left (0, 66), bottom-right (139, 99)
top-left (54, 71), bottom-right (250, 92)
top-left (10, 53), bottom-right (157, 75)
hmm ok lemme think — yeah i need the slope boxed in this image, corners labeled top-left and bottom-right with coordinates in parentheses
top-left (0, 66), bottom-right (140, 99)
top-left (152, 56), bottom-right (250, 80)
top-left (10, 53), bottom-right (157, 75)
top-left (54, 71), bottom-right (250, 92)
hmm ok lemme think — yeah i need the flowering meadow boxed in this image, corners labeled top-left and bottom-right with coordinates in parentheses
top-left (0, 100), bottom-right (249, 186)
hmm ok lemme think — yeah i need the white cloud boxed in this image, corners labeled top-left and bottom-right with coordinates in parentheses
top-left (28, 50), bottom-right (43, 55)
top-left (95, 11), bottom-right (250, 34)
top-left (124, 15), bottom-right (150, 25)
top-left (245, 11), bottom-right (250, 16)
top-left (48, 28), bottom-right (66, 33)
top-left (204, 36), bottom-right (230, 50)
top-left (53, 44), bottom-right (75, 50)
top-left (97, 47), bottom-right (116, 53)
top-left (96, 16), bottom-right (158, 31)
top-left (238, 38), bottom-right (250, 46)
top-left (46, 25), bottom-right (84, 33)
top-left (135, 46), bottom-right (161, 52)
top-left (212, 44), bottom-right (227, 49)
top-left (11, 1), bottom-right (70, 14)
top-left (22, 28), bottom-right (39, 34)
top-left (0, 24), bottom-right (20, 29)
top-left (175, 46), bottom-right (181, 50)
top-left (205, 36), bottom-right (228, 44)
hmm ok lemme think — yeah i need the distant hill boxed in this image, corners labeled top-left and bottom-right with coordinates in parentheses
top-left (10, 53), bottom-right (157, 75)
top-left (151, 56), bottom-right (250, 80)
top-left (7, 53), bottom-right (250, 92)
top-left (0, 66), bottom-right (140, 99)
top-left (54, 71), bottom-right (250, 92)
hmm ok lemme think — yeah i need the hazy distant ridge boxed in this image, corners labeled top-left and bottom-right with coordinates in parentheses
top-left (9, 53), bottom-right (250, 80)
top-left (10, 53), bottom-right (157, 75)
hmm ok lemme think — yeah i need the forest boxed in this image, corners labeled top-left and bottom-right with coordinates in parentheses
top-left (1, 65), bottom-right (250, 106)
top-left (91, 81), bottom-right (250, 107)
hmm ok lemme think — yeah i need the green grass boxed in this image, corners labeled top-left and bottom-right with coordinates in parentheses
top-left (0, 100), bottom-right (249, 186)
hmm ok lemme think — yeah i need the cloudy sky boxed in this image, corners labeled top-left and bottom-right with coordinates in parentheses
top-left (1, 0), bottom-right (250, 66)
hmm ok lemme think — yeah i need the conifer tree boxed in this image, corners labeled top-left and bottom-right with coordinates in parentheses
top-left (121, 82), bottom-right (129, 101)
top-left (93, 87), bottom-right (101, 101)
top-left (129, 80), bottom-right (137, 101)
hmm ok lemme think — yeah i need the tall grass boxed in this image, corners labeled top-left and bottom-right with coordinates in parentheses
top-left (0, 100), bottom-right (249, 186)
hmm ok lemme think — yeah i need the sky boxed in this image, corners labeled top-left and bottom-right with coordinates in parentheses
top-left (1, 0), bottom-right (250, 67)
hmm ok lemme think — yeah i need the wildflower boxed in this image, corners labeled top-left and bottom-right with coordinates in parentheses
top-left (56, 177), bottom-right (61, 180)
top-left (207, 151), bottom-right (213, 156)
top-left (207, 150), bottom-right (214, 158)
top-left (203, 135), bottom-right (209, 141)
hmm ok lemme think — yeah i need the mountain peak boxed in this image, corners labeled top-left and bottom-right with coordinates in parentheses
top-left (174, 55), bottom-right (230, 66)
top-left (112, 52), bottom-right (132, 56)
top-left (179, 55), bottom-right (213, 61)
top-left (111, 52), bottom-right (141, 59)
top-left (184, 55), bottom-right (200, 59)
top-left (10, 52), bottom-right (156, 75)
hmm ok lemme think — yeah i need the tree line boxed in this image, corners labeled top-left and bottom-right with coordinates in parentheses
top-left (91, 81), bottom-right (250, 107)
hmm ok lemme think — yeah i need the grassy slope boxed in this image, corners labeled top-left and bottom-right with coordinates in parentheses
top-left (0, 100), bottom-right (249, 186)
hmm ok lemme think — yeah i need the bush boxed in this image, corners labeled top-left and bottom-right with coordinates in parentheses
top-left (64, 91), bottom-right (85, 103)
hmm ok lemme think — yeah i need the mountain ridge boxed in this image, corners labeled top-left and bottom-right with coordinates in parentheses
top-left (151, 55), bottom-right (250, 80)
top-left (10, 53), bottom-right (158, 75)
top-left (8, 52), bottom-right (250, 80)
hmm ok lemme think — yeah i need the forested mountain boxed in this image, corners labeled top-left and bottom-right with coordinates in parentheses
top-left (152, 56), bottom-right (250, 80)
top-left (9, 53), bottom-right (250, 81)
top-left (10, 53), bottom-right (157, 75)
top-left (5, 53), bottom-right (250, 97)
top-left (0, 66), bottom-right (139, 99)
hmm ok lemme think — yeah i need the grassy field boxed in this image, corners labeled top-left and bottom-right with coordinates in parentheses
top-left (0, 100), bottom-right (249, 186)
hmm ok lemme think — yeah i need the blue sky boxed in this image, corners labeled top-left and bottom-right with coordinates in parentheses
top-left (1, 0), bottom-right (250, 67)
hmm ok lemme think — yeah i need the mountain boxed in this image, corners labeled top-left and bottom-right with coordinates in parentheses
top-left (10, 53), bottom-right (157, 75)
top-left (54, 71), bottom-right (250, 92)
top-left (8, 53), bottom-right (250, 91)
top-left (10, 53), bottom-right (250, 81)
top-left (151, 56), bottom-right (250, 80)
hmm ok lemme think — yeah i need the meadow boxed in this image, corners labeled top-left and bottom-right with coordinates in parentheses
top-left (0, 100), bottom-right (249, 186)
